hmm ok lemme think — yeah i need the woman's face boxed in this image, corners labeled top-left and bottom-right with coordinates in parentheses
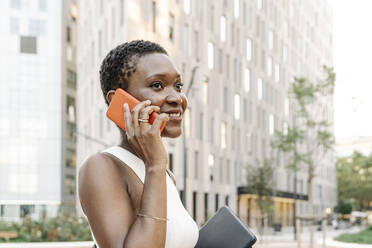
top-left (122, 53), bottom-right (187, 138)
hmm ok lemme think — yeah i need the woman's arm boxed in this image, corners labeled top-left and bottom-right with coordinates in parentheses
top-left (79, 100), bottom-right (170, 248)
top-left (79, 154), bottom-right (167, 248)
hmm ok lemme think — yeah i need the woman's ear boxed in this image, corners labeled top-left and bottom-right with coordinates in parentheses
top-left (106, 90), bottom-right (116, 104)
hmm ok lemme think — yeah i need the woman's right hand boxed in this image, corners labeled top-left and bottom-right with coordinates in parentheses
top-left (123, 100), bottom-right (169, 169)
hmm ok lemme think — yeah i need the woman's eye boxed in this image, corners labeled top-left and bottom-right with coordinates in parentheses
top-left (150, 81), bottom-right (163, 89)
top-left (175, 82), bottom-right (184, 91)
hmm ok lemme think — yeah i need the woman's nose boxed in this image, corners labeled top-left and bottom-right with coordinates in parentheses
top-left (165, 89), bottom-right (183, 105)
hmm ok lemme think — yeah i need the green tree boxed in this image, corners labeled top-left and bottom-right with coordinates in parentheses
top-left (334, 200), bottom-right (352, 216)
top-left (337, 151), bottom-right (372, 210)
top-left (272, 66), bottom-right (335, 247)
top-left (245, 159), bottom-right (275, 232)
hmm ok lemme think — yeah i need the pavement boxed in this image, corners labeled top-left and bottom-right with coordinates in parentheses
top-left (253, 225), bottom-right (372, 248)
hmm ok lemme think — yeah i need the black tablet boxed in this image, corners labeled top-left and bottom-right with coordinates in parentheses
top-left (195, 206), bottom-right (257, 248)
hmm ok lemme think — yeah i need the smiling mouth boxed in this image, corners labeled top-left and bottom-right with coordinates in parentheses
top-left (163, 112), bottom-right (182, 121)
top-left (167, 112), bottom-right (181, 117)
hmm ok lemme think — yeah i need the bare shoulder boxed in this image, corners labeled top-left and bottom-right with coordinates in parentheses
top-left (79, 152), bottom-right (125, 184)
top-left (166, 169), bottom-right (177, 186)
top-left (78, 152), bottom-right (135, 246)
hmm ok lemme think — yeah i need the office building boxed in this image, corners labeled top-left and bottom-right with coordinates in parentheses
top-left (0, 0), bottom-right (78, 221)
top-left (76, 0), bottom-right (336, 227)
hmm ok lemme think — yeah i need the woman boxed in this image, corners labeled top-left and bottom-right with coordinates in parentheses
top-left (78, 40), bottom-right (199, 248)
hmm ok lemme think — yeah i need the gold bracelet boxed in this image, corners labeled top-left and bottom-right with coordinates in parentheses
top-left (137, 213), bottom-right (169, 222)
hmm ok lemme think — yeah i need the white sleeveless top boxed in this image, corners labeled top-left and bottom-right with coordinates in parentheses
top-left (88, 146), bottom-right (199, 248)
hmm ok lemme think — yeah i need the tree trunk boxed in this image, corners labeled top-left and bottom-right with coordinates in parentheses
top-left (308, 166), bottom-right (314, 248)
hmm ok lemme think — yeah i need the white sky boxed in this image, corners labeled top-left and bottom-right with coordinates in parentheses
top-left (331, 0), bottom-right (372, 139)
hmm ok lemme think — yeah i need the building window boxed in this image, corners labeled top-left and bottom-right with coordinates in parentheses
top-left (180, 190), bottom-right (185, 205)
top-left (226, 54), bottom-right (230, 78)
top-left (269, 114), bottom-right (274, 135)
top-left (283, 45), bottom-right (288, 62)
top-left (99, 109), bottom-right (104, 138)
top-left (285, 98), bottom-right (289, 116)
top-left (275, 63), bottom-right (280, 82)
top-left (185, 107), bottom-right (191, 137)
top-left (283, 122), bottom-right (288, 135)
top-left (193, 191), bottom-right (197, 220)
top-left (215, 194), bottom-right (219, 211)
top-left (203, 78), bottom-right (208, 103)
top-left (234, 0), bottom-right (239, 18)
top-left (257, 78), bottom-right (263, 100)
top-left (169, 14), bottom-right (175, 41)
top-left (225, 195), bottom-right (229, 206)
top-left (9, 17), bottom-right (19, 34)
top-left (20, 36), bottom-right (37, 54)
top-left (67, 69), bottom-right (77, 89)
top-left (244, 68), bottom-right (250, 92)
top-left (226, 160), bottom-right (230, 183)
top-left (221, 122), bottom-right (227, 149)
top-left (258, 0), bottom-right (263, 10)
top-left (111, 8), bottom-right (116, 39)
top-left (223, 87), bottom-right (228, 113)
top-left (66, 96), bottom-right (76, 123)
top-left (152, 1), bottom-right (156, 32)
top-left (218, 49), bottom-right (223, 73)
top-left (220, 16), bottom-right (227, 42)
top-left (184, 0), bottom-right (190, 15)
top-left (234, 94), bottom-right (240, 120)
top-left (231, 23), bottom-right (235, 47)
top-left (98, 30), bottom-right (102, 57)
top-left (267, 56), bottom-right (273, 76)
top-left (11, 0), bottom-right (21, 9)
top-left (120, 0), bottom-right (124, 26)
top-left (66, 26), bottom-right (71, 43)
top-left (210, 6), bottom-right (214, 32)
top-left (208, 154), bottom-right (214, 182)
top-left (70, 3), bottom-right (77, 21)
top-left (66, 148), bottom-right (76, 168)
top-left (194, 30), bottom-right (199, 59)
top-left (233, 58), bottom-right (238, 84)
top-left (169, 152), bottom-right (174, 172)
top-left (208, 42), bottom-right (214, 69)
top-left (199, 112), bottom-right (203, 140)
top-left (235, 161), bottom-right (240, 185)
top-left (243, 98), bottom-right (249, 121)
top-left (66, 122), bottom-right (76, 142)
top-left (246, 39), bottom-right (252, 61)
top-left (183, 24), bottom-right (189, 53)
top-left (65, 175), bottom-right (76, 195)
top-left (219, 158), bottom-right (223, 183)
top-left (268, 30), bottom-right (274, 50)
top-left (243, 2), bottom-right (248, 25)
top-left (210, 117), bottom-right (214, 144)
top-left (204, 193), bottom-right (209, 221)
top-left (194, 151), bottom-right (199, 179)
top-left (20, 205), bottom-right (35, 217)
top-left (38, 0), bottom-right (47, 11)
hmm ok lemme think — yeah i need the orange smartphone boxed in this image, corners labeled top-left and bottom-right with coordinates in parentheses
top-left (106, 88), bottom-right (166, 132)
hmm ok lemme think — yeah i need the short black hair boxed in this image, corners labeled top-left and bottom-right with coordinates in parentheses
top-left (99, 40), bottom-right (168, 105)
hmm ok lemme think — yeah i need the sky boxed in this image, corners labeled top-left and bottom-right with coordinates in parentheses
top-left (331, 0), bottom-right (372, 140)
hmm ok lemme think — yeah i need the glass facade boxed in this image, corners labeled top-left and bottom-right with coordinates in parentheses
top-left (0, 1), bottom-right (62, 214)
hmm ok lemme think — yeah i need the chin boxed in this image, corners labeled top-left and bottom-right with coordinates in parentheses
top-left (161, 126), bottom-right (182, 138)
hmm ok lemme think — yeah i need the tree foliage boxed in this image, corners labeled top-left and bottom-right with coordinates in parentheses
top-left (337, 151), bottom-right (372, 210)
top-left (271, 66), bottom-right (336, 247)
top-left (245, 159), bottom-right (275, 216)
top-left (334, 200), bottom-right (352, 215)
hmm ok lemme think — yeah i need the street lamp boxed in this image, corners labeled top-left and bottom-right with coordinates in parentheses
top-left (181, 65), bottom-right (199, 207)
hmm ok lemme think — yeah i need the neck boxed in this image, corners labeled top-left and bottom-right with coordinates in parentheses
top-left (118, 131), bottom-right (137, 155)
